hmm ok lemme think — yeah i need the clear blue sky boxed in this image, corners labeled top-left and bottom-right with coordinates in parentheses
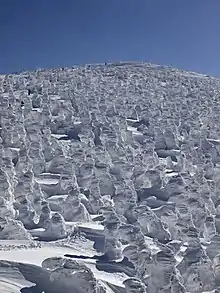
top-left (1, 0), bottom-right (220, 76)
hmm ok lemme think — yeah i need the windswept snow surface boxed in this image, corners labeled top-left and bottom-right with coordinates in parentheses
top-left (1, 62), bottom-right (220, 292)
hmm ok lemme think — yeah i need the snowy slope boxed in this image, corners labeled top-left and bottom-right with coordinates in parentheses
top-left (1, 62), bottom-right (220, 292)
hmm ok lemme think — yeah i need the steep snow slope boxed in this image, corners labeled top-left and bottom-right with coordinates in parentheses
top-left (1, 62), bottom-right (220, 292)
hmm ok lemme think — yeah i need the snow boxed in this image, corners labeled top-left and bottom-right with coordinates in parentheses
top-left (0, 277), bottom-right (35, 293)
top-left (164, 171), bottom-right (179, 177)
top-left (0, 243), bottom-right (126, 288)
top-left (2, 62), bottom-right (220, 292)
top-left (84, 262), bottom-right (127, 287)
top-left (50, 95), bottom-right (61, 100)
top-left (0, 246), bottom-right (80, 265)
top-left (51, 134), bottom-right (69, 139)
top-left (74, 121), bottom-right (82, 125)
top-left (9, 147), bottom-right (20, 152)
top-left (38, 173), bottom-right (62, 178)
top-left (32, 107), bottom-right (41, 112)
top-left (127, 126), bottom-right (143, 135)
top-left (144, 237), bottom-right (161, 255)
top-left (35, 178), bottom-right (59, 185)
top-left (126, 118), bottom-right (139, 123)
top-left (77, 222), bottom-right (104, 230)
top-left (48, 194), bottom-right (69, 201)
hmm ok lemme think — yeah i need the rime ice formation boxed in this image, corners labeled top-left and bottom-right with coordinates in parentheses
top-left (1, 62), bottom-right (220, 292)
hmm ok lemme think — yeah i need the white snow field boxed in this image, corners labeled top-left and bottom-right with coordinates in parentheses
top-left (1, 62), bottom-right (220, 292)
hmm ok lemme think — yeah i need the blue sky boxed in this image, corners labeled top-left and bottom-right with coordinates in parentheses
top-left (1, 0), bottom-right (220, 76)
